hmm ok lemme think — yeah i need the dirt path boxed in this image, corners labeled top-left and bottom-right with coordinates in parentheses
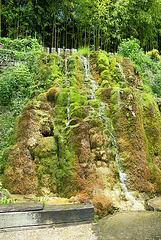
top-left (0, 223), bottom-right (98, 240)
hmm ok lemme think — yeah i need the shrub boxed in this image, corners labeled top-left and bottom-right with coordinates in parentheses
top-left (118, 38), bottom-right (161, 97)
top-left (92, 195), bottom-right (113, 218)
top-left (146, 49), bottom-right (160, 61)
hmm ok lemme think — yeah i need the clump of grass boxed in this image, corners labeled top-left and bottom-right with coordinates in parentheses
top-left (0, 196), bottom-right (17, 204)
top-left (77, 47), bottom-right (90, 57)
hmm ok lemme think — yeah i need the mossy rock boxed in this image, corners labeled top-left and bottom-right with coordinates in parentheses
top-left (70, 106), bottom-right (89, 119)
top-left (2, 143), bottom-right (38, 194)
top-left (101, 80), bottom-right (110, 88)
top-left (101, 70), bottom-right (110, 81)
top-left (88, 100), bottom-right (100, 108)
top-left (55, 90), bottom-right (69, 107)
top-left (35, 137), bottom-right (57, 158)
top-left (86, 118), bottom-right (103, 128)
top-left (36, 93), bottom-right (48, 102)
top-left (98, 53), bottom-right (109, 67)
top-left (35, 137), bottom-right (58, 190)
top-left (46, 87), bottom-right (60, 103)
top-left (142, 93), bottom-right (161, 155)
top-left (70, 91), bottom-right (88, 106)
top-left (98, 63), bottom-right (107, 72)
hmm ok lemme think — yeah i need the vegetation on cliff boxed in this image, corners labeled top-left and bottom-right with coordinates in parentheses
top-left (0, 37), bottom-right (161, 217)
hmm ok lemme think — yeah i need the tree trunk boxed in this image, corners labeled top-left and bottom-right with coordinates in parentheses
top-left (0, 0), bottom-right (1, 37)
top-left (85, 24), bottom-right (86, 48)
top-left (66, 20), bottom-right (67, 48)
top-left (55, 17), bottom-right (57, 49)
top-left (63, 23), bottom-right (65, 47)
top-left (88, 27), bottom-right (91, 47)
top-left (93, 28), bottom-right (95, 50)
top-left (52, 16), bottom-right (55, 48)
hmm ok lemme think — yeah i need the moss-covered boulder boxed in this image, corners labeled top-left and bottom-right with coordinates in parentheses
top-left (35, 137), bottom-right (58, 193)
top-left (1, 94), bottom-right (55, 194)
top-left (1, 144), bottom-right (38, 194)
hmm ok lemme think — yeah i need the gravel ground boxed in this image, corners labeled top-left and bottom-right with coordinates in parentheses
top-left (0, 223), bottom-right (98, 240)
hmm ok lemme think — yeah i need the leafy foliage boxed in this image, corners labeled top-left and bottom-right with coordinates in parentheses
top-left (0, 37), bottom-right (43, 160)
top-left (118, 38), bottom-right (161, 97)
top-left (1, 0), bottom-right (161, 52)
top-left (0, 196), bottom-right (17, 204)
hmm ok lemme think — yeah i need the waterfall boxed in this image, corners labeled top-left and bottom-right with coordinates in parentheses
top-left (117, 89), bottom-right (121, 113)
top-left (66, 91), bottom-right (70, 127)
top-left (83, 56), bottom-right (144, 211)
top-left (65, 58), bottom-right (68, 85)
top-left (64, 57), bottom-right (71, 127)
top-left (83, 56), bottom-right (97, 100)
top-left (114, 58), bottom-right (126, 81)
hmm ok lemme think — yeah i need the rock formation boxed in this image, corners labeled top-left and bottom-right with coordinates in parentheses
top-left (1, 51), bottom-right (161, 215)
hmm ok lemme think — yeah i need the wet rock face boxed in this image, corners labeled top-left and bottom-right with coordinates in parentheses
top-left (2, 94), bottom-right (55, 194)
top-left (1, 53), bottom-right (161, 215)
top-left (147, 197), bottom-right (161, 211)
top-left (2, 144), bottom-right (38, 194)
top-left (122, 59), bottom-right (144, 88)
top-left (106, 88), bottom-right (161, 193)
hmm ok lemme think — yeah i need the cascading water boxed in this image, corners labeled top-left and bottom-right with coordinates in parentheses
top-left (114, 58), bottom-right (126, 81)
top-left (65, 58), bottom-right (68, 86)
top-left (83, 56), bottom-right (97, 100)
top-left (66, 91), bottom-right (70, 127)
top-left (83, 55), bottom-right (145, 211)
top-left (64, 58), bottom-right (71, 126)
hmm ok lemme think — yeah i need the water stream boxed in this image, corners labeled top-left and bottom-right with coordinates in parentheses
top-left (65, 58), bottom-right (68, 85)
top-left (83, 56), bottom-right (145, 211)
top-left (63, 58), bottom-right (71, 127)
top-left (114, 58), bottom-right (126, 81)
top-left (66, 91), bottom-right (70, 127)
top-left (83, 56), bottom-right (97, 100)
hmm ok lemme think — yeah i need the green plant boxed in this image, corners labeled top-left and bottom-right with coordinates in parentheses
top-left (0, 196), bottom-right (17, 204)
top-left (118, 37), bottom-right (143, 59)
top-left (146, 49), bottom-right (160, 61)
top-left (0, 38), bottom-right (43, 162)
top-left (77, 47), bottom-right (90, 57)
top-left (118, 38), bottom-right (161, 97)
top-left (94, 214), bottom-right (99, 223)
top-left (42, 196), bottom-right (48, 207)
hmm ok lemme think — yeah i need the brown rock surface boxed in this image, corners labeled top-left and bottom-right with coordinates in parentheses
top-left (147, 197), bottom-right (161, 211)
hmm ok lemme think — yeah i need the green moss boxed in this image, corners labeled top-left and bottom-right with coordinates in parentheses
top-left (101, 80), bottom-right (110, 88)
top-left (85, 117), bottom-right (103, 128)
top-left (98, 63), bottom-right (107, 72)
top-left (141, 93), bottom-right (161, 191)
top-left (100, 70), bottom-right (110, 81)
top-left (34, 137), bottom-right (59, 190)
top-left (70, 106), bottom-right (89, 119)
top-left (88, 100), bottom-right (100, 108)
top-left (109, 88), bottom-right (122, 123)
top-left (36, 93), bottom-right (47, 102)
top-left (70, 89), bottom-right (87, 106)
top-left (95, 88), bottom-right (105, 100)
top-left (35, 137), bottom-right (57, 158)
top-left (55, 90), bottom-right (68, 107)
top-left (142, 93), bottom-right (161, 156)
top-left (35, 53), bottom-right (63, 94)
top-left (98, 52), bottom-right (109, 67)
